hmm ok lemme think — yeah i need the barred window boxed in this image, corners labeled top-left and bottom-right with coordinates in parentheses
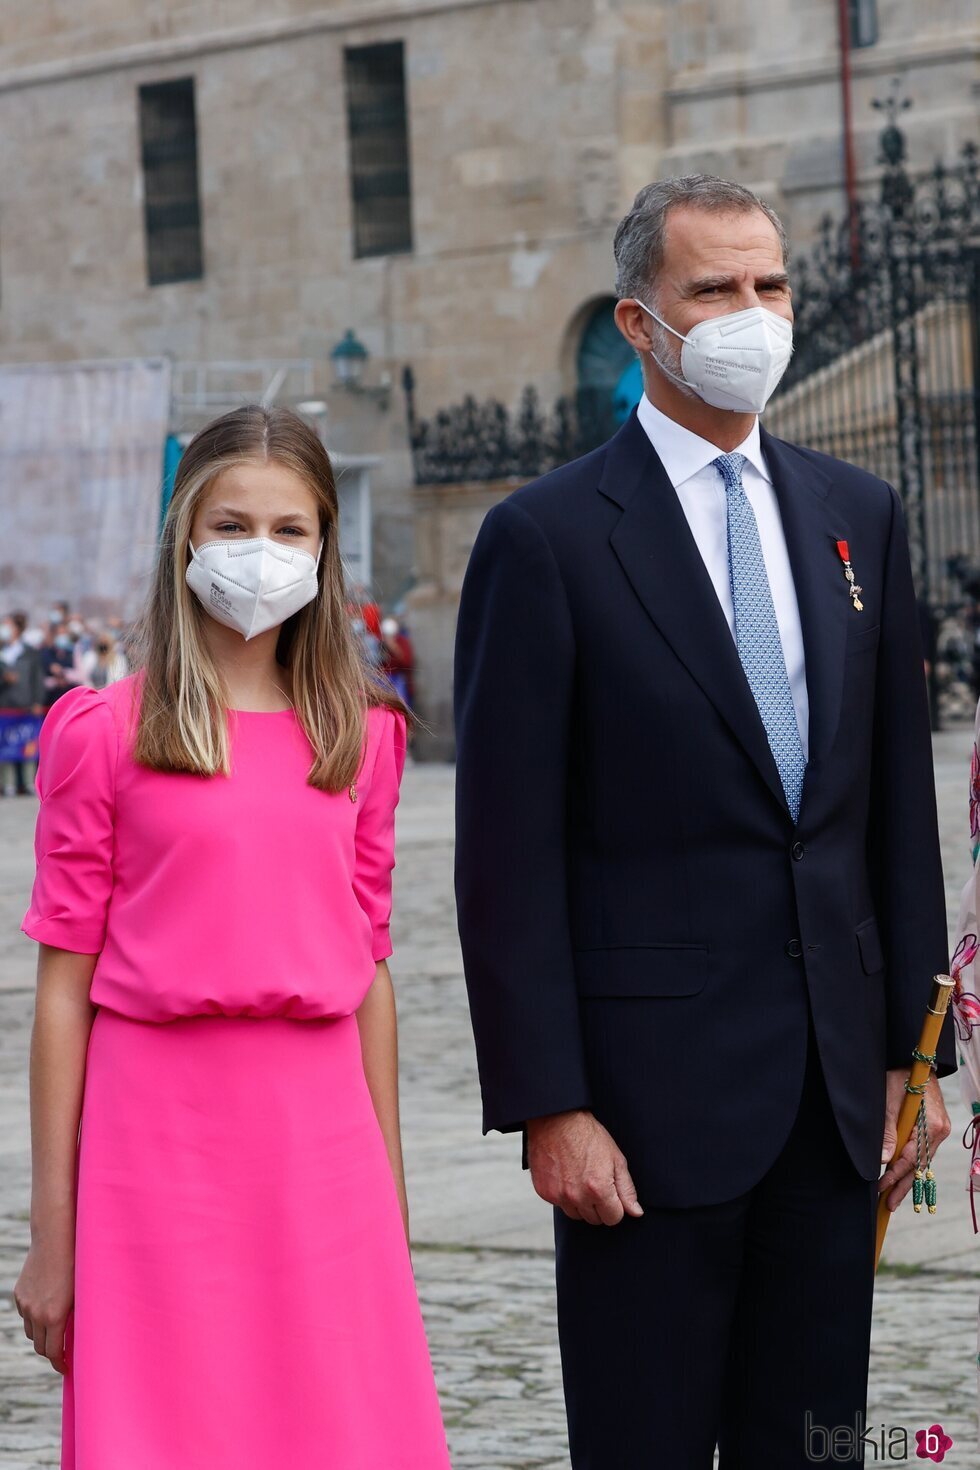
top-left (848, 0), bottom-right (878, 48)
top-left (138, 77), bottom-right (204, 286)
top-left (343, 42), bottom-right (413, 259)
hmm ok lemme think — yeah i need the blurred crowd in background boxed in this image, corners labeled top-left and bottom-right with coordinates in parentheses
top-left (0, 597), bottom-right (415, 799)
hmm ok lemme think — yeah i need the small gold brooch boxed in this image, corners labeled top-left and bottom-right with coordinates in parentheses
top-left (349, 783), bottom-right (358, 803)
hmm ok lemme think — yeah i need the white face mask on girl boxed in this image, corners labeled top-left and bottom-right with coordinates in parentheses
top-left (633, 299), bottom-right (794, 414)
top-left (186, 535), bottom-right (324, 641)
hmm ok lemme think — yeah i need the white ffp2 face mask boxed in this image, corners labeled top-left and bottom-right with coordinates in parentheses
top-left (186, 535), bottom-right (324, 641)
top-left (634, 299), bottom-right (794, 414)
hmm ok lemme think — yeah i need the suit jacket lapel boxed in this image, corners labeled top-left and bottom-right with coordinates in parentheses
top-left (599, 411), bottom-right (852, 821)
top-left (760, 427), bottom-right (851, 793)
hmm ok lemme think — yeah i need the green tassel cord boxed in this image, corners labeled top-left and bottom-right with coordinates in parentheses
top-left (905, 1048), bottom-right (938, 1216)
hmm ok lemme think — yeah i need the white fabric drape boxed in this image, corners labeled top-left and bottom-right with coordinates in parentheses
top-left (0, 357), bottom-right (171, 621)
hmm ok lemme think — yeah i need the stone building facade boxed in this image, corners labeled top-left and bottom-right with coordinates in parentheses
top-left (1, 1), bottom-right (976, 746)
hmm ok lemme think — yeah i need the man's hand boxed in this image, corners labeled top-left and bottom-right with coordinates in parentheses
top-left (526, 1108), bottom-right (644, 1225)
top-left (878, 1068), bottom-right (951, 1212)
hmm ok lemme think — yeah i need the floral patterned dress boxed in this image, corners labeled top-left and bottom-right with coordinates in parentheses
top-left (949, 694), bottom-right (980, 1447)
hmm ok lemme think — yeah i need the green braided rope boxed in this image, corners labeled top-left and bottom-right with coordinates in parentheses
top-left (904, 1047), bottom-right (938, 1096)
top-left (897, 1045), bottom-right (941, 1213)
top-left (903, 1047), bottom-right (940, 1213)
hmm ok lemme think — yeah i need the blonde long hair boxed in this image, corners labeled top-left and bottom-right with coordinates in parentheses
top-left (126, 404), bottom-right (412, 792)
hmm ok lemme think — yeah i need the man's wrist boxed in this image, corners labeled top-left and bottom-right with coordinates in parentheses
top-left (526, 1106), bottom-right (589, 1129)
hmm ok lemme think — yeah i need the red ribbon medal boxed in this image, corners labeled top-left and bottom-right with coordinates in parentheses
top-left (835, 539), bottom-right (864, 612)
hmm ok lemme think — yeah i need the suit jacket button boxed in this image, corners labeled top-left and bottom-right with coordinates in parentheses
top-left (785, 938), bottom-right (803, 958)
top-left (792, 841), bottom-right (805, 861)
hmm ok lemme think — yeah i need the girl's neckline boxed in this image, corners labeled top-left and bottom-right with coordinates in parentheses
top-left (226, 706), bottom-right (295, 716)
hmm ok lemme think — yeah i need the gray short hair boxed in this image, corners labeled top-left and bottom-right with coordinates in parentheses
top-left (613, 174), bottom-right (790, 301)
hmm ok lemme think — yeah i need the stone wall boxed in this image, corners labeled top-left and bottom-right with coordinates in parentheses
top-left (2, 0), bottom-right (974, 414)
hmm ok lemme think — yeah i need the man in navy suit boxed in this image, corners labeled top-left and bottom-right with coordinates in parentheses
top-left (453, 175), bottom-right (956, 1467)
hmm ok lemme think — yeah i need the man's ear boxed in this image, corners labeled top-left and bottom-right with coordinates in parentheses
top-left (614, 297), bottom-right (653, 355)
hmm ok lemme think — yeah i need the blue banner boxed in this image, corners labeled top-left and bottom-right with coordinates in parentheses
top-left (0, 710), bottom-right (43, 761)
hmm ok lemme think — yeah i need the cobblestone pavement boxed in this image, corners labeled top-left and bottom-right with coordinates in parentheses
top-left (1, 727), bottom-right (979, 1468)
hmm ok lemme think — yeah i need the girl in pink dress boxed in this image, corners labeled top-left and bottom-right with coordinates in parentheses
top-left (13, 404), bottom-right (454, 1469)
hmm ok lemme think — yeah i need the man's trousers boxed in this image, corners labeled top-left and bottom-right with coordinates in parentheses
top-left (553, 1003), bottom-right (880, 1469)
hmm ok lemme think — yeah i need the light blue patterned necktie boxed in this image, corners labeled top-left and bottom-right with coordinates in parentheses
top-left (714, 452), bottom-right (807, 824)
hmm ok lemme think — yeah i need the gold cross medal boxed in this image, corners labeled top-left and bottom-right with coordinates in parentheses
top-left (835, 540), bottom-right (864, 612)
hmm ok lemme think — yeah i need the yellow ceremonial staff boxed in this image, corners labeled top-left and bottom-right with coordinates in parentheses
top-left (874, 973), bottom-right (955, 1271)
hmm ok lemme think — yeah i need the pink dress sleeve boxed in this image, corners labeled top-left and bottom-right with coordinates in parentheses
top-left (351, 707), bottom-right (408, 962)
top-left (21, 685), bottom-right (117, 955)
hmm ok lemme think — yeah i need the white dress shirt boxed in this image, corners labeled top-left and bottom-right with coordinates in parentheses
top-left (636, 393), bottom-right (810, 759)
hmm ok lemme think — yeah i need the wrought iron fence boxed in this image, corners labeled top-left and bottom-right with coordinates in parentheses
top-left (402, 379), bottom-right (616, 485)
top-left (767, 86), bottom-right (980, 725)
top-left (775, 89), bottom-right (980, 605)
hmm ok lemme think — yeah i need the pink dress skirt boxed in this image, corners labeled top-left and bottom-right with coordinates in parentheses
top-left (62, 1006), bottom-right (453, 1469)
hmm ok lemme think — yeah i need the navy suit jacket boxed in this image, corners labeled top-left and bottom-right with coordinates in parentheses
top-left (452, 408), bottom-right (957, 1207)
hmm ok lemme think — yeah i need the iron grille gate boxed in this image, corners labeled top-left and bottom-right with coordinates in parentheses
top-left (769, 90), bottom-right (980, 725)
